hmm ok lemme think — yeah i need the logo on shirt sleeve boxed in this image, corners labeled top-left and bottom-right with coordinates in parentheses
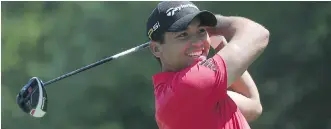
top-left (198, 58), bottom-right (217, 71)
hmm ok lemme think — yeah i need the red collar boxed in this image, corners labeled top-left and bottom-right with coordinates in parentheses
top-left (152, 60), bottom-right (202, 88)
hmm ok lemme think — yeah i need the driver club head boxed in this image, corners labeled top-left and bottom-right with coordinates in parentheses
top-left (16, 77), bottom-right (48, 118)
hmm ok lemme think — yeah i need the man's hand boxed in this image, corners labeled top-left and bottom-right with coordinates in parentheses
top-left (209, 35), bottom-right (227, 52)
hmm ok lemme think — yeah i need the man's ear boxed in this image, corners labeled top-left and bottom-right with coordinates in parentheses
top-left (149, 41), bottom-right (161, 58)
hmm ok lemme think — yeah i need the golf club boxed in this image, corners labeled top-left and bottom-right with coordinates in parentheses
top-left (16, 42), bottom-right (150, 118)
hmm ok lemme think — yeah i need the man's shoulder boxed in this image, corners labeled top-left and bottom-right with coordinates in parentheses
top-left (152, 72), bottom-right (176, 88)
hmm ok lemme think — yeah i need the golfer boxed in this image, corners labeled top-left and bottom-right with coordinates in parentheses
top-left (147, 1), bottom-right (269, 129)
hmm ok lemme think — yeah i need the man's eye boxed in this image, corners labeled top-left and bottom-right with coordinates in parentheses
top-left (199, 28), bottom-right (206, 34)
top-left (177, 32), bottom-right (188, 38)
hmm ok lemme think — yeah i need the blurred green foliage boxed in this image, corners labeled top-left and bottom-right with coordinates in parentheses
top-left (2, 1), bottom-right (331, 129)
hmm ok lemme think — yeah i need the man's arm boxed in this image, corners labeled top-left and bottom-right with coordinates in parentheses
top-left (228, 71), bottom-right (262, 122)
top-left (206, 15), bottom-right (267, 122)
top-left (207, 15), bottom-right (270, 87)
top-left (208, 35), bottom-right (263, 122)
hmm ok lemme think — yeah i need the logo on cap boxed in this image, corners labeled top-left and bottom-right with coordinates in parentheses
top-left (166, 4), bottom-right (199, 16)
top-left (148, 21), bottom-right (160, 39)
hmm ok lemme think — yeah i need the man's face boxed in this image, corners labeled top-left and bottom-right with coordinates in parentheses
top-left (152, 17), bottom-right (211, 71)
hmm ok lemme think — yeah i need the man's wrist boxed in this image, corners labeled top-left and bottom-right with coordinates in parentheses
top-left (208, 15), bottom-right (253, 41)
top-left (207, 15), bottom-right (236, 40)
top-left (215, 15), bottom-right (233, 30)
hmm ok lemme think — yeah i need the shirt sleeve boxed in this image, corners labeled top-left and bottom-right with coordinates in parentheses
top-left (172, 54), bottom-right (228, 103)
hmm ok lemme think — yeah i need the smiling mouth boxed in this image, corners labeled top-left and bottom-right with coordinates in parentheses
top-left (186, 48), bottom-right (207, 58)
top-left (188, 51), bottom-right (203, 57)
top-left (184, 40), bottom-right (209, 59)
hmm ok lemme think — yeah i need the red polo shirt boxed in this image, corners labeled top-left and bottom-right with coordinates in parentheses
top-left (152, 54), bottom-right (250, 129)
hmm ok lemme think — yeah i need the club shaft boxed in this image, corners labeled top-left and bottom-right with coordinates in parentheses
top-left (43, 42), bottom-right (150, 86)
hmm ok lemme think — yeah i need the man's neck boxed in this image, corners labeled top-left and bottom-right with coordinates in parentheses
top-left (161, 62), bottom-right (193, 72)
top-left (161, 62), bottom-right (181, 72)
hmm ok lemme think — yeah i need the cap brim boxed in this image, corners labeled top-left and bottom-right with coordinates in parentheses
top-left (167, 10), bottom-right (217, 32)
